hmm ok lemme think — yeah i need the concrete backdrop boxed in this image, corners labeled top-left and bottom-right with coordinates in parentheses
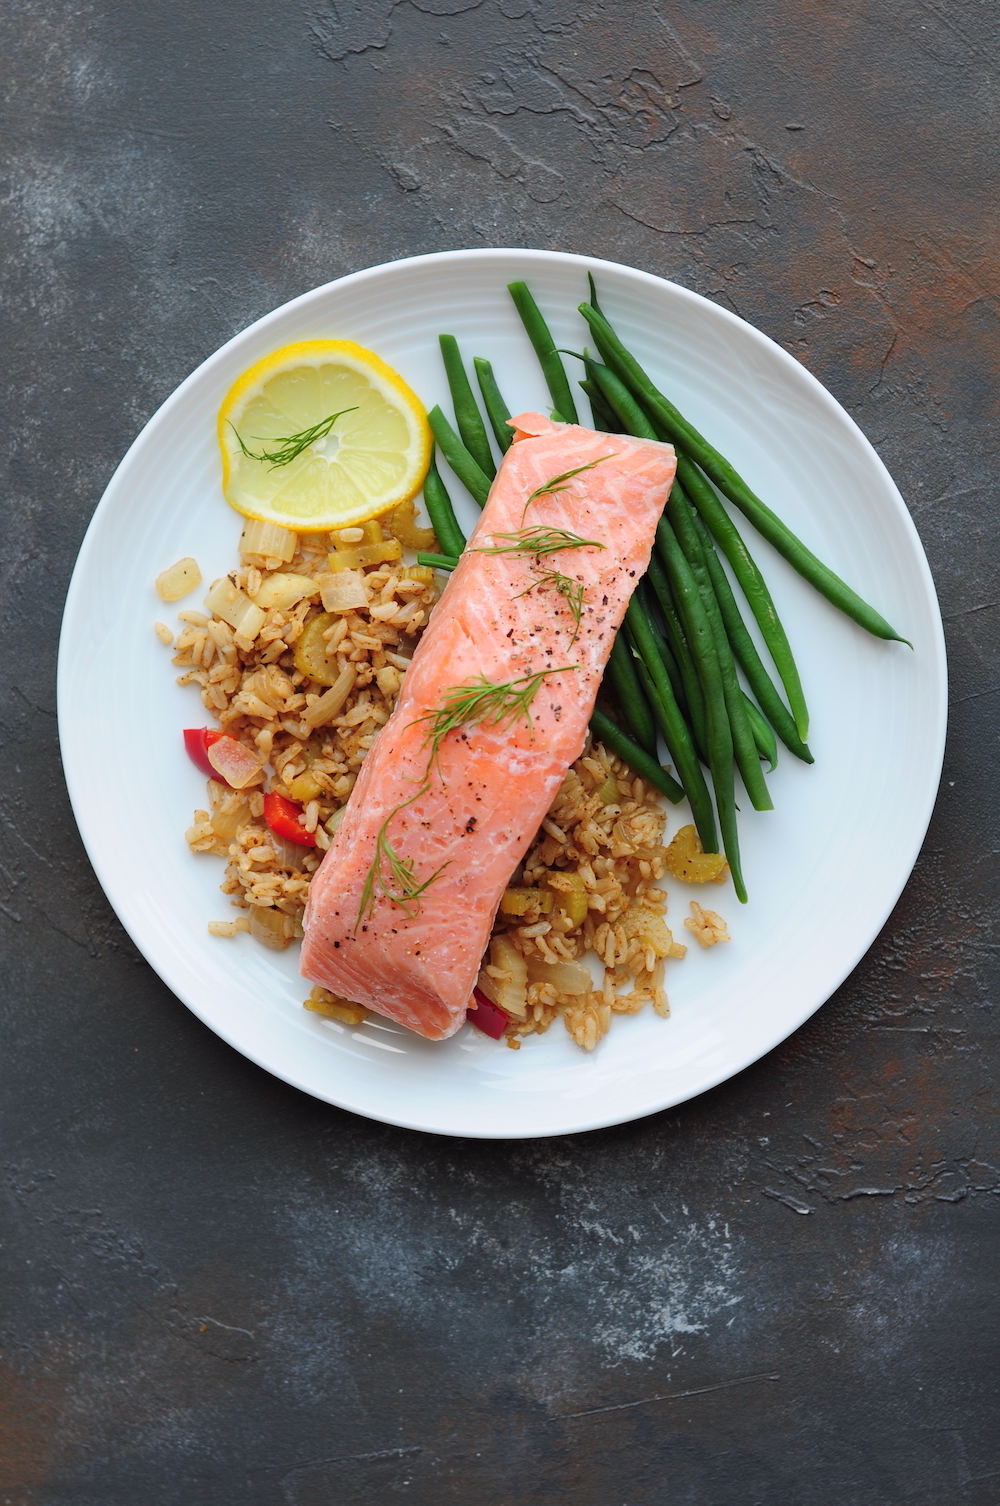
top-left (2, 1), bottom-right (998, 1501)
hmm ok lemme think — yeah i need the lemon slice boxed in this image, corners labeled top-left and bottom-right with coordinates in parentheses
top-left (217, 340), bottom-right (432, 532)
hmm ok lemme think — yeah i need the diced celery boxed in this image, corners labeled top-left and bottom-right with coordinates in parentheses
top-left (303, 987), bottom-right (367, 1024)
top-left (326, 539), bottom-right (401, 572)
top-left (543, 871), bottom-right (588, 928)
top-left (386, 496), bottom-right (436, 551)
top-left (287, 770), bottom-right (323, 803)
top-left (293, 612), bottom-right (339, 686)
top-left (500, 887), bottom-right (554, 917)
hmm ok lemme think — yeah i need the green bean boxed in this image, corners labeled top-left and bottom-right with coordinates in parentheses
top-left (692, 509), bottom-right (814, 764)
top-left (645, 552), bottom-right (709, 759)
top-left (624, 601), bottom-right (719, 855)
top-left (568, 358), bottom-right (712, 759)
top-left (421, 447), bottom-right (467, 558)
top-left (580, 310), bottom-right (809, 738)
top-left (427, 406), bottom-right (492, 508)
top-left (579, 378), bottom-right (615, 433)
top-left (508, 281), bottom-right (579, 424)
top-left (667, 483), bottom-right (773, 813)
top-left (629, 652), bottom-right (697, 809)
top-left (473, 357), bottom-right (514, 453)
top-left (605, 632), bottom-right (657, 755)
top-left (578, 299), bottom-right (909, 647)
top-left (635, 581), bottom-right (685, 708)
top-left (417, 552), bottom-right (459, 572)
top-left (743, 694), bottom-right (778, 772)
top-left (657, 515), bottom-right (746, 901)
top-left (439, 335), bottom-right (495, 479)
top-left (586, 359), bottom-right (659, 441)
top-left (589, 710), bottom-right (684, 805)
top-left (571, 354), bottom-right (713, 760)
top-left (677, 453), bottom-right (809, 742)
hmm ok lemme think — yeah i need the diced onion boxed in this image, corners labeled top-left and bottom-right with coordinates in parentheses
top-left (525, 957), bottom-right (592, 995)
top-left (318, 569), bottom-right (368, 613)
top-left (155, 557), bottom-right (202, 602)
top-left (239, 518), bottom-right (296, 561)
top-left (488, 934), bottom-right (528, 1018)
top-left (248, 905), bottom-right (292, 950)
top-left (204, 576), bottom-right (266, 640)
top-left (206, 735), bottom-right (266, 789)
top-left (209, 794), bottom-right (250, 840)
top-left (267, 833), bottom-right (310, 870)
top-left (475, 967), bottom-right (499, 1005)
top-left (250, 571), bottom-right (320, 610)
top-left (302, 665), bottom-right (357, 728)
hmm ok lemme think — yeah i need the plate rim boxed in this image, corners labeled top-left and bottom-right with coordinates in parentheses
top-left (57, 246), bottom-right (948, 1138)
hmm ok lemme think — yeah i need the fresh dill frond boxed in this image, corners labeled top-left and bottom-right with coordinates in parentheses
top-left (230, 407), bottom-right (358, 471)
top-left (415, 666), bottom-right (578, 771)
top-left (355, 787), bottom-right (448, 929)
top-left (516, 570), bottom-right (586, 643)
top-left (521, 453), bottom-right (612, 519)
top-left (474, 526), bottom-right (605, 558)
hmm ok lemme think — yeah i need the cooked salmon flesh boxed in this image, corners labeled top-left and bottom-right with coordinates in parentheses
top-left (300, 413), bottom-right (677, 1039)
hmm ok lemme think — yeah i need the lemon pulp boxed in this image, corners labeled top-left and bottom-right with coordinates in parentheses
top-left (218, 340), bottom-right (432, 532)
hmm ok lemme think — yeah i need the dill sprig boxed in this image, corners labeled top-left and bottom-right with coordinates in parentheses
top-left (415, 666), bottom-right (578, 771)
top-left (231, 407), bottom-right (358, 470)
top-left (521, 453), bottom-right (612, 519)
top-left (474, 526), bottom-right (605, 558)
top-left (516, 570), bottom-right (586, 643)
top-left (355, 787), bottom-right (448, 929)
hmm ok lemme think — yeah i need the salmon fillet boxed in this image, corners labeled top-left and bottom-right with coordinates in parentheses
top-left (300, 412), bottom-right (676, 1039)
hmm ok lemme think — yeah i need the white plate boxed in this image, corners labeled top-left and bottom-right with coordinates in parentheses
top-left (58, 249), bottom-right (946, 1138)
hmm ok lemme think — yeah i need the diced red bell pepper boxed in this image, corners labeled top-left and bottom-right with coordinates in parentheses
top-left (264, 791), bottom-right (318, 848)
top-left (467, 986), bottom-right (509, 1040)
top-left (184, 727), bottom-right (225, 778)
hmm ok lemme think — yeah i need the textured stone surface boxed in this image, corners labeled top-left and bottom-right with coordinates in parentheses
top-left (2, 2), bottom-right (998, 1501)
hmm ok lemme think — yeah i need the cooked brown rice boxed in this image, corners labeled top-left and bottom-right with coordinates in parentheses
top-left (161, 521), bottom-right (726, 1051)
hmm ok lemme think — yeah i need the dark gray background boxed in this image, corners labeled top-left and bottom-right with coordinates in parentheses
top-left (2, 2), bottom-right (998, 1501)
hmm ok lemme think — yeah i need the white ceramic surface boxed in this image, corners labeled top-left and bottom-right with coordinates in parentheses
top-left (57, 249), bottom-right (947, 1138)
